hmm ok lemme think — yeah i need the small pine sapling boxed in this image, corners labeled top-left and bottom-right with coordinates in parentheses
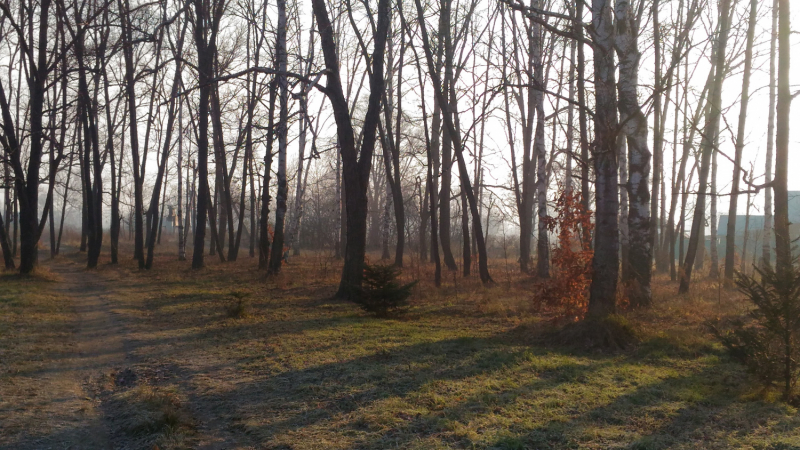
top-left (713, 260), bottom-right (800, 401)
top-left (226, 290), bottom-right (251, 318)
top-left (353, 264), bottom-right (417, 318)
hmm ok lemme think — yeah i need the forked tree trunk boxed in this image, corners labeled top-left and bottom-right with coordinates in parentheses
top-left (311, 0), bottom-right (391, 297)
top-left (0, 0), bottom-right (53, 274)
top-left (191, 0), bottom-right (225, 269)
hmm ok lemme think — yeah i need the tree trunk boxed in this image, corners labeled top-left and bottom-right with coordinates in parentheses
top-left (259, 82), bottom-right (277, 269)
top-left (576, 0), bottom-right (591, 244)
top-left (460, 188), bottom-right (470, 276)
top-left (618, 130), bottom-right (629, 282)
top-left (414, 0), bottom-right (492, 284)
top-left (709, 145), bottom-right (718, 278)
top-left (616, 0), bottom-right (652, 307)
top-left (403, 6), bottom-right (441, 285)
top-left (311, 0), bottom-right (391, 297)
top-left (762, 0), bottom-right (778, 269)
top-left (0, 0), bottom-right (52, 274)
top-left (268, 0), bottom-right (289, 275)
top-left (119, 0), bottom-right (146, 268)
top-left (191, 0), bottom-right (225, 269)
top-left (724, 0), bottom-right (757, 282)
top-left (741, 171), bottom-right (753, 274)
top-left (587, 0), bottom-right (620, 317)
top-left (679, 0), bottom-right (731, 294)
top-left (651, 0), bottom-right (663, 274)
top-left (533, 4), bottom-right (549, 279)
top-left (438, 0), bottom-right (457, 272)
top-left (773, 0), bottom-right (791, 274)
top-left (146, 27), bottom-right (186, 269)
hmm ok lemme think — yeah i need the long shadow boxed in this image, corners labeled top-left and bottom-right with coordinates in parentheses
top-left (165, 328), bottom-right (617, 447)
top-left (477, 359), bottom-right (800, 449)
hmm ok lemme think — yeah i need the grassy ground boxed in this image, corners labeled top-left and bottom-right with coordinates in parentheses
top-left (2, 246), bottom-right (800, 449)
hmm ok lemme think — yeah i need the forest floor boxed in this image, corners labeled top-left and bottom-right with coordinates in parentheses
top-left (2, 246), bottom-right (800, 449)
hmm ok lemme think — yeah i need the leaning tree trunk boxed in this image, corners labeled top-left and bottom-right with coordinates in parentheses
top-left (437, 0), bottom-right (458, 272)
top-left (414, 0), bottom-right (492, 284)
top-left (145, 32), bottom-right (185, 269)
top-left (679, 0), bottom-right (731, 294)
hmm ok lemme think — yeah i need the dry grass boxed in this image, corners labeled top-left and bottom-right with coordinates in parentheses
top-left (3, 245), bottom-right (800, 449)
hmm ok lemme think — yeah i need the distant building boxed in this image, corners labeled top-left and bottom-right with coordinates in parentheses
top-left (716, 191), bottom-right (800, 262)
top-left (164, 205), bottom-right (178, 234)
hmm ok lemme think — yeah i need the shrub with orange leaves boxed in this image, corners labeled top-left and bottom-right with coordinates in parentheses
top-left (535, 191), bottom-right (594, 320)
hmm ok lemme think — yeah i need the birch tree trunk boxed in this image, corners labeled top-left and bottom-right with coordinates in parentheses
top-left (616, 0), bottom-right (652, 308)
top-left (533, 2), bottom-right (549, 279)
top-left (587, 0), bottom-right (620, 316)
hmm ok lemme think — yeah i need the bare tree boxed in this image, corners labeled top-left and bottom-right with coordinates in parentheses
top-left (191, 0), bottom-right (226, 269)
top-left (762, 0), bottom-right (778, 269)
top-left (616, 0), bottom-right (652, 308)
top-left (723, 0), bottom-right (757, 283)
top-left (268, 0), bottom-right (289, 275)
top-left (679, 0), bottom-right (732, 294)
top-left (311, 0), bottom-right (391, 296)
top-left (773, 0), bottom-right (791, 273)
top-left (0, 0), bottom-right (59, 274)
top-left (586, 0), bottom-right (620, 316)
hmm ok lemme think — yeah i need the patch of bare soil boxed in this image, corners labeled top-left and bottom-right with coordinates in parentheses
top-left (0, 255), bottom-right (195, 450)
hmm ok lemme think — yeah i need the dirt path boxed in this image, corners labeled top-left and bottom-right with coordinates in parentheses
top-left (1, 257), bottom-right (131, 450)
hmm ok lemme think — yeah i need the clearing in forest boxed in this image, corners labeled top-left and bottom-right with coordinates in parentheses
top-left (2, 250), bottom-right (800, 449)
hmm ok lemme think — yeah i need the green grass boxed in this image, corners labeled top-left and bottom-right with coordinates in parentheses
top-left (4, 251), bottom-right (800, 449)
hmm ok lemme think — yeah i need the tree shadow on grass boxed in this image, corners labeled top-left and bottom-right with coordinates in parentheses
top-left (163, 328), bottom-right (619, 448)
top-left (478, 359), bottom-right (800, 450)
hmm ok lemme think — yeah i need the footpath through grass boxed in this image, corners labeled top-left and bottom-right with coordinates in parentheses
top-left (2, 250), bottom-right (800, 449)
